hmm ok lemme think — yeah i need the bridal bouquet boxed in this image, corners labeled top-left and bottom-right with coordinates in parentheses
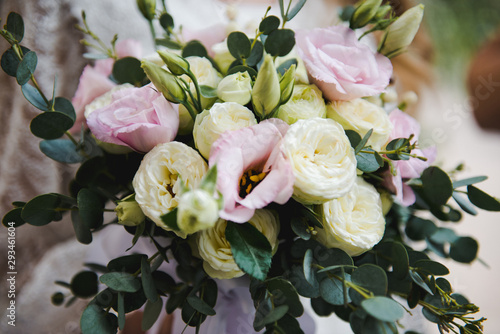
top-left (1, 0), bottom-right (498, 333)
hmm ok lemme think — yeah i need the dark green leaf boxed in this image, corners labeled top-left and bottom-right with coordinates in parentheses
top-left (356, 149), bottom-right (383, 173)
top-left (159, 13), bottom-right (174, 32)
top-left (435, 278), bottom-right (452, 293)
top-left (421, 167), bottom-right (453, 207)
top-left (247, 39), bottom-right (264, 67)
top-left (391, 242), bottom-right (409, 279)
top-left (291, 216), bottom-right (311, 240)
top-left (310, 297), bottom-right (334, 316)
top-left (141, 257), bottom-right (158, 302)
top-left (226, 222), bottom-right (272, 281)
top-left (452, 176), bottom-right (487, 188)
top-left (266, 278), bottom-right (304, 317)
top-left (117, 292), bottom-right (125, 330)
top-left (259, 16), bottom-right (280, 34)
top-left (1, 46), bottom-right (30, 78)
top-left (182, 40), bottom-right (208, 58)
top-left (108, 254), bottom-right (147, 273)
top-left (200, 85), bottom-right (218, 99)
top-left (320, 276), bottom-right (351, 306)
top-left (429, 227), bottom-right (458, 244)
top-left (345, 129), bottom-right (362, 149)
top-left (100, 272), bottom-right (141, 293)
top-left (30, 111), bottom-right (74, 139)
top-left (151, 271), bottom-right (175, 294)
top-left (303, 249), bottom-right (314, 285)
top-left (187, 295), bottom-right (216, 316)
top-left (54, 97), bottom-right (76, 121)
top-left (264, 29), bottom-right (295, 57)
top-left (112, 57), bottom-right (146, 85)
top-left (22, 83), bottom-right (49, 111)
top-left (467, 185), bottom-right (500, 211)
top-left (415, 260), bottom-right (449, 276)
top-left (255, 305), bottom-right (289, 328)
top-left (51, 292), bottom-right (65, 306)
top-left (160, 208), bottom-right (179, 231)
top-left (274, 314), bottom-right (304, 334)
top-left (226, 65), bottom-right (258, 78)
top-left (2, 207), bottom-right (26, 227)
top-left (288, 265), bottom-right (319, 298)
top-left (227, 31), bottom-right (252, 60)
top-left (408, 270), bottom-right (433, 295)
top-left (39, 139), bottom-right (86, 164)
top-left (356, 129), bottom-right (373, 154)
top-left (421, 294), bottom-right (443, 323)
top-left (71, 210), bottom-right (92, 244)
top-left (78, 188), bottom-right (104, 230)
top-left (361, 296), bottom-right (405, 322)
top-left (315, 247), bottom-right (353, 268)
top-left (351, 264), bottom-right (387, 296)
top-left (287, 0), bottom-right (307, 20)
top-left (6, 12), bottom-right (24, 42)
top-left (386, 138), bottom-right (408, 160)
top-left (141, 298), bottom-right (163, 331)
top-left (166, 285), bottom-right (189, 314)
top-left (16, 51), bottom-right (37, 85)
top-left (405, 216), bottom-right (437, 241)
top-left (85, 263), bottom-right (109, 273)
top-left (449, 237), bottom-right (478, 263)
top-left (81, 304), bottom-right (118, 334)
top-left (21, 193), bottom-right (63, 226)
top-left (71, 271), bottom-right (98, 298)
top-left (155, 38), bottom-right (182, 50)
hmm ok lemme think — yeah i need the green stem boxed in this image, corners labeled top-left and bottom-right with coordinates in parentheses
top-left (148, 20), bottom-right (157, 50)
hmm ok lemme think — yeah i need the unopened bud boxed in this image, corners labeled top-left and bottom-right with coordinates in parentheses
top-left (136, 0), bottom-right (156, 21)
top-left (141, 60), bottom-right (186, 103)
top-left (217, 71), bottom-right (253, 105)
top-left (177, 190), bottom-right (219, 235)
top-left (115, 194), bottom-right (145, 226)
top-left (252, 54), bottom-right (280, 119)
top-left (279, 64), bottom-right (296, 105)
top-left (350, 0), bottom-right (383, 29)
top-left (157, 50), bottom-right (190, 76)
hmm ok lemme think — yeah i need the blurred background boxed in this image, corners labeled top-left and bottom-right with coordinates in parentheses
top-left (1, 0), bottom-right (500, 333)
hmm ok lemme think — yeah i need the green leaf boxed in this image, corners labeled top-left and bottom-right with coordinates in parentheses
top-left (51, 292), bottom-right (65, 306)
top-left (289, 265), bottom-right (319, 298)
top-left (100, 272), bottom-right (141, 293)
top-left (155, 38), bottom-right (182, 50)
top-left (141, 298), bottom-right (163, 331)
top-left (21, 193), bottom-right (64, 226)
top-left (22, 83), bottom-right (49, 111)
top-left (78, 188), bottom-right (104, 229)
top-left (361, 296), bottom-right (405, 323)
top-left (310, 297), bottom-right (334, 316)
top-left (386, 138), bottom-right (409, 160)
top-left (182, 40), bottom-right (208, 58)
top-left (453, 176), bottom-right (487, 188)
top-left (287, 0), bottom-right (307, 20)
top-left (108, 254), bottom-right (147, 274)
top-left (159, 12), bottom-right (174, 32)
top-left (71, 271), bottom-right (98, 298)
top-left (351, 264), bottom-right (387, 297)
top-left (291, 216), bottom-right (311, 240)
top-left (467, 185), bottom-right (500, 211)
top-left (264, 29), bottom-right (295, 57)
top-left (187, 295), bottom-right (216, 316)
top-left (1, 46), bottom-right (30, 77)
top-left (160, 208), bottom-right (179, 231)
top-left (117, 292), bottom-right (125, 330)
top-left (356, 149), bottom-right (383, 173)
top-left (320, 276), bottom-right (351, 306)
top-left (81, 304), bottom-right (118, 334)
top-left (16, 51), bottom-right (37, 85)
top-left (345, 129), bottom-right (362, 149)
top-left (315, 247), bottom-right (353, 268)
top-left (391, 242), bottom-right (409, 279)
top-left (112, 57), bottom-right (146, 85)
top-left (452, 192), bottom-right (478, 215)
top-left (2, 207), bottom-right (26, 228)
top-left (199, 85), bottom-right (218, 99)
top-left (247, 39), bottom-right (264, 67)
top-left (303, 249), bottom-right (314, 285)
top-left (225, 222), bottom-right (272, 281)
top-left (405, 216), bottom-right (437, 241)
top-left (266, 278), bottom-right (304, 317)
top-left (429, 227), bottom-right (459, 244)
top-left (141, 257), bottom-right (158, 302)
top-left (30, 111), bottom-right (74, 139)
top-left (259, 16), bottom-right (280, 34)
top-left (255, 305), bottom-right (289, 328)
top-left (421, 167), bottom-right (453, 207)
top-left (227, 31), bottom-right (252, 60)
top-left (6, 12), bottom-right (25, 42)
top-left (226, 65), bottom-right (258, 78)
top-left (414, 260), bottom-right (449, 276)
top-left (277, 58), bottom-right (298, 76)
top-left (54, 97), bottom-right (76, 121)
top-left (71, 210), bottom-right (92, 244)
top-left (449, 237), bottom-right (478, 263)
top-left (356, 129), bottom-right (373, 154)
top-left (274, 314), bottom-right (305, 334)
top-left (166, 285), bottom-right (189, 314)
top-left (39, 139), bottom-right (86, 164)
top-left (408, 270), bottom-right (433, 295)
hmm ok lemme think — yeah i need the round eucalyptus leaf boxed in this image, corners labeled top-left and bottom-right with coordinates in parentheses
top-left (21, 193), bottom-right (62, 226)
top-left (421, 167), bottom-right (453, 207)
top-left (6, 12), bottom-right (25, 42)
top-left (259, 16), bottom-right (280, 34)
top-left (436, 278), bottom-right (452, 294)
top-left (320, 276), bottom-right (351, 306)
top-left (2, 207), bottom-right (26, 228)
top-left (266, 278), bottom-right (304, 317)
top-left (226, 65), bottom-right (258, 78)
top-left (414, 260), bottom-right (449, 276)
top-left (351, 264), bottom-right (387, 296)
top-left (361, 297), bottom-right (405, 323)
top-left (81, 304), bottom-right (118, 334)
top-left (22, 83), bottom-right (50, 111)
top-left (1, 46), bottom-right (30, 77)
top-left (182, 40), bottom-right (208, 58)
top-left (467, 185), bottom-right (500, 211)
top-left (30, 111), bottom-right (74, 139)
top-left (54, 97), bottom-right (76, 121)
top-left (112, 57), bottom-right (146, 85)
top-left (391, 242), bottom-right (409, 279)
top-left (51, 292), bottom-right (65, 306)
top-left (311, 297), bottom-right (335, 316)
top-left (100, 272), bottom-right (141, 293)
top-left (246, 39), bottom-right (264, 67)
top-left (16, 51), bottom-right (37, 85)
top-left (227, 31), bottom-right (252, 60)
top-left (71, 271), bottom-right (99, 298)
top-left (405, 216), bottom-right (437, 241)
top-left (108, 254), bottom-right (148, 273)
top-left (141, 298), bottom-right (163, 331)
top-left (450, 237), bottom-right (478, 263)
top-left (264, 29), bottom-right (295, 57)
top-left (159, 12), bottom-right (174, 32)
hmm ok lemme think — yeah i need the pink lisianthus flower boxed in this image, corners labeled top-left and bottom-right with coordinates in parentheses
top-left (209, 119), bottom-right (294, 223)
top-left (86, 85), bottom-right (179, 153)
top-left (383, 109), bottom-right (437, 206)
top-left (70, 39), bottom-right (142, 132)
top-left (295, 25), bottom-right (392, 101)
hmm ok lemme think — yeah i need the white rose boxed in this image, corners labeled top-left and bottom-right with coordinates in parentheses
top-left (281, 118), bottom-right (357, 204)
top-left (212, 40), bottom-right (236, 75)
top-left (197, 209), bottom-right (280, 279)
top-left (132, 142), bottom-right (208, 238)
top-left (315, 177), bottom-right (386, 256)
top-left (178, 56), bottom-right (223, 134)
top-left (327, 98), bottom-right (393, 151)
top-left (217, 72), bottom-right (252, 105)
top-left (276, 84), bottom-right (326, 125)
top-left (193, 102), bottom-right (257, 159)
top-left (177, 189), bottom-right (219, 235)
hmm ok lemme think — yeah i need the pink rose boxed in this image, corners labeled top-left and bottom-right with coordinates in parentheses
top-left (86, 85), bottom-right (179, 153)
top-left (209, 119), bottom-right (294, 223)
top-left (295, 25), bottom-right (393, 101)
top-left (383, 109), bottom-right (437, 206)
top-left (71, 39), bottom-right (142, 132)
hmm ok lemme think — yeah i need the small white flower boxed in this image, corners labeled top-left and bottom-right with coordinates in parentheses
top-left (193, 102), bottom-right (257, 159)
top-left (281, 118), bottom-right (357, 204)
top-left (197, 209), bottom-right (280, 279)
top-left (316, 177), bottom-right (386, 256)
top-left (327, 98), bottom-right (393, 151)
top-left (132, 142), bottom-right (208, 237)
top-left (217, 72), bottom-right (253, 105)
top-left (177, 189), bottom-right (219, 235)
top-left (276, 84), bottom-right (326, 125)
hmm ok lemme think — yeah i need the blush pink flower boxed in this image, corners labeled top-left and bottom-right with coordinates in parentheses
top-left (295, 25), bottom-right (392, 101)
top-left (383, 109), bottom-right (437, 206)
top-left (209, 119), bottom-right (294, 223)
top-left (71, 39), bottom-right (142, 132)
top-left (86, 85), bottom-right (179, 153)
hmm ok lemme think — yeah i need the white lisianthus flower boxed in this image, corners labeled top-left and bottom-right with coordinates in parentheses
top-left (212, 40), bottom-right (235, 75)
top-left (193, 102), bottom-right (257, 159)
top-left (327, 98), bottom-right (393, 151)
top-left (177, 189), bottom-right (219, 235)
top-left (281, 118), bottom-right (357, 205)
top-left (197, 209), bottom-right (280, 279)
top-left (217, 72), bottom-right (253, 105)
top-left (178, 56), bottom-right (222, 134)
top-left (276, 84), bottom-right (326, 125)
top-left (132, 142), bottom-right (208, 238)
top-left (316, 177), bottom-right (386, 256)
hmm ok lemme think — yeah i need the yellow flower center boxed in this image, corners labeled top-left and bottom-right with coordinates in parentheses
top-left (239, 170), bottom-right (268, 198)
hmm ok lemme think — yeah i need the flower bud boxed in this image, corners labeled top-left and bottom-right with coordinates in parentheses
top-left (373, 4), bottom-right (392, 21)
top-left (212, 41), bottom-right (236, 75)
top-left (136, 0), bottom-right (156, 21)
top-left (379, 4), bottom-right (424, 58)
top-left (177, 189), bottom-right (219, 235)
top-left (252, 54), bottom-right (280, 119)
top-left (115, 194), bottom-right (145, 226)
top-left (350, 0), bottom-right (382, 29)
top-left (141, 60), bottom-right (186, 103)
top-left (217, 71), bottom-right (252, 105)
top-left (157, 50), bottom-right (190, 76)
top-left (279, 65), bottom-right (296, 105)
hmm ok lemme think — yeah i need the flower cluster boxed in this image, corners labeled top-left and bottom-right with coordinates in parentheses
top-left (1, 1), bottom-right (497, 333)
